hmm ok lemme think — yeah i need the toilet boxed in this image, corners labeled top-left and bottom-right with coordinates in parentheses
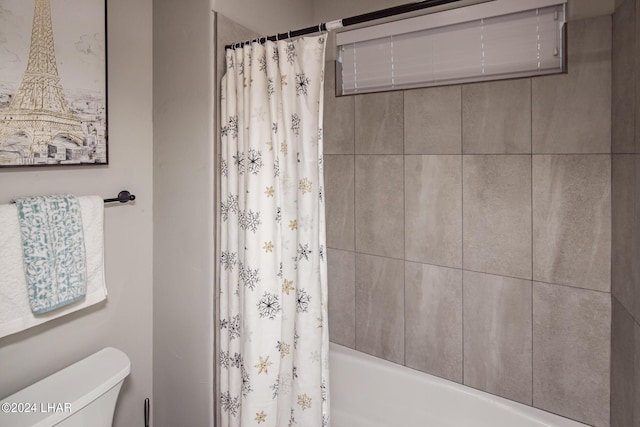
top-left (0, 347), bottom-right (130, 427)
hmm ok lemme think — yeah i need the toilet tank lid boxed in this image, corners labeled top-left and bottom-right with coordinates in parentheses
top-left (0, 347), bottom-right (131, 427)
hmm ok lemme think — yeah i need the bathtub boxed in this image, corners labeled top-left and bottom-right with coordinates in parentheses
top-left (329, 343), bottom-right (588, 427)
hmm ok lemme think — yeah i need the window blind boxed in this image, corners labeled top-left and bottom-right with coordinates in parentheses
top-left (336, 0), bottom-right (566, 95)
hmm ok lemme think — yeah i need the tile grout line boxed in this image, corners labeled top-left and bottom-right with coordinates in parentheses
top-left (335, 247), bottom-right (613, 295)
top-left (352, 90), bottom-right (357, 350)
top-left (530, 76), bottom-right (534, 406)
top-left (460, 84), bottom-right (465, 385)
top-left (402, 90), bottom-right (407, 367)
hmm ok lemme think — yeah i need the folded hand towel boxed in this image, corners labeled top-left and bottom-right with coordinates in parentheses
top-left (0, 196), bottom-right (107, 338)
top-left (15, 195), bottom-right (87, 314)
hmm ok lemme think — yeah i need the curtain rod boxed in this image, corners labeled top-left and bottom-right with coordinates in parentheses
top-left (224, 0), bottom-right (464, 50)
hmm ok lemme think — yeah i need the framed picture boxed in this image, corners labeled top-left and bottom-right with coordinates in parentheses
top-left (0, 0), bottom-right (107, 167)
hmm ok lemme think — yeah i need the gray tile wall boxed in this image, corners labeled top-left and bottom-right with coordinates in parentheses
top-left (405, 86), bottom-right (461, 154)
top-left (325, 15), bottom-right (612, 427)
top-left (354, 253), bottom-right (404, 363)
top-left (405, 155), bottom-right (461, 268)
top-left (463, 155), bottom-right (532, 279)
top-left (533, 282), bottom-right (611, 426)
top-left (611, 0), bottom-right (640, 426)
top-left (463, 271), bottom-right (533, 405)
top-left (405, 262), bottom-right (462, 382)
top-left (462, 80), bottom-right (532, 154)
top-left (532, 155), bottom-right (611, 292)
top-left (532, 18), bottom-right (612, 154)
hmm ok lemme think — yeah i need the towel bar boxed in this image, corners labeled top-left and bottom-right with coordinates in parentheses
top-left (10, 191), bottom-right (136, 205)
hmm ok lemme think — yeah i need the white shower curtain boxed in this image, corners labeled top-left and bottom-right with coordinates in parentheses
top-left (219, 35), bottom-right (329, 427)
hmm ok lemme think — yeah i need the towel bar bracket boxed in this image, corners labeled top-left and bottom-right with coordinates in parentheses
top-left (104, 191), bottom-right (136, 204)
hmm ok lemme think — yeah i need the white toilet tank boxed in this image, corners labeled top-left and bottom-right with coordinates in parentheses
top-left (0, 347), bottom-right (130, 427)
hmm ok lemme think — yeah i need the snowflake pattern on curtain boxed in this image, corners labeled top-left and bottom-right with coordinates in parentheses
top-left (220, 34), bottom-right (329, 427)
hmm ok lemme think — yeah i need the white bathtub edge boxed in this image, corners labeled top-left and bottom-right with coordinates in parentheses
top-left (329, 342), bottom-right (590, 427)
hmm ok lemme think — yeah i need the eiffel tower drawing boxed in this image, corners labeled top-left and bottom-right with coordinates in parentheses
top-left (0, 0), bottom-right (85, 159)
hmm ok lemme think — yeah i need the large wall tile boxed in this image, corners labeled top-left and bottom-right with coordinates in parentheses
top-left (404, 86), bottom-right (461, 154)
top-left (532, 16), bottom-right (611, 153)
top-left (533, 155), bottom-right (611, 291)
top-left (355, 155), bottom-right (404, 258)
top-left (355, 92), bottom-right (403, 154)
top-left (613, 0), bottom-right (636, 153)
top-left (533, 282), bottom-right (611, 427)
top-left (324, 61), bottom-right (355, 154)
top-left (612, 155), bottom-right (636, 313)
top-left (327, 249), bottom-right (355, 348)
top-left (325, 155), bottom-right (354, 251)
top-left (405, 262), bottom-right (462, 382)
top-left (462, 79), bottom-right (531, 154)
top-left (611, 298), bottom-right (636, 427)
top-left (355, 254), bottom-right (404, 364)
top-left (463, 271), bottom-right (532, 404)
top-left (463, 155), bottom-right (532, 279)
top-left (405, 155), bottom-right (462, 268)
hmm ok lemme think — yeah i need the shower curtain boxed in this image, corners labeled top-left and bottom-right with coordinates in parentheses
top-left (219, 35), bottom-right (329, 427)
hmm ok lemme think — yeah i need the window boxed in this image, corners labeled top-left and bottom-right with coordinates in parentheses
top-left (336, 0), bottom-right (566, 95)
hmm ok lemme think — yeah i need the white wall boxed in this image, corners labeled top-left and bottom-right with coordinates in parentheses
top-left (569, 0), bottom-right (614, 20)
top-left (0, 0), bottom-right (154, 426)
top-left (153, 0), bottom-right (215, 426)
top-left (213, 0), bottom-right (313, 36)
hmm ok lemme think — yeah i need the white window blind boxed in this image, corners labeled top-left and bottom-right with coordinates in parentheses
top-left (336, 0), bottom-right (566, 95)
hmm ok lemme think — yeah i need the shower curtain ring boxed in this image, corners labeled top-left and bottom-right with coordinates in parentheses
top-left (288, 30), bottom-right (291, 40)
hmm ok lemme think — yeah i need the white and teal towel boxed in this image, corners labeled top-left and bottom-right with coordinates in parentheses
top-left (14, 195), bottom-right (88, 314)
top-left (0, 196), bottom-right (106, 338)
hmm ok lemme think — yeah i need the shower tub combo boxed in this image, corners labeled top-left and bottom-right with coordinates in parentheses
top-left (329, 343), bottom-right (587, 427)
